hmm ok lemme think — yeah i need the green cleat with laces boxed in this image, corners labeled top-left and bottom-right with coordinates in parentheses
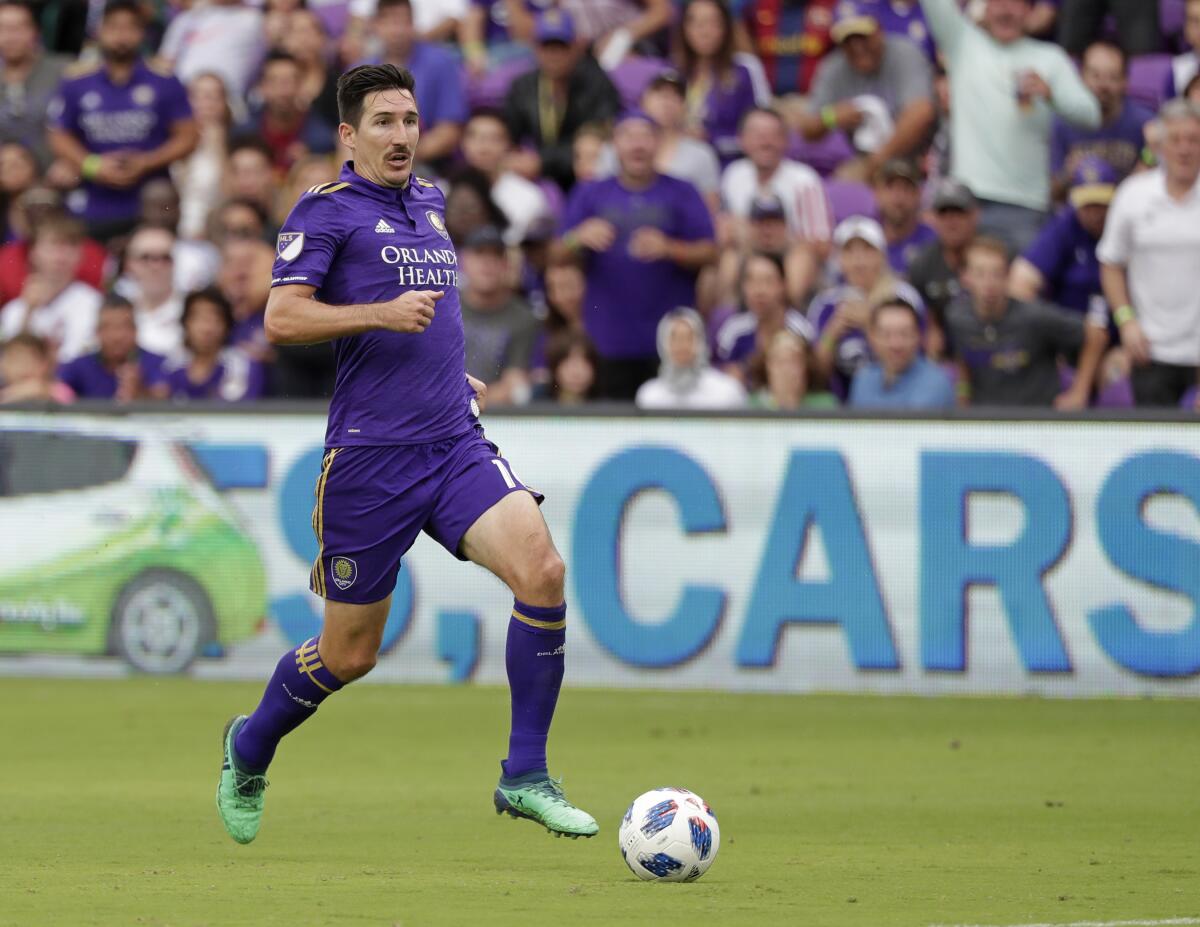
top-left (215, 715), bottom-right (268, 845)
top-left (494, 768), bottom-right (599, 838)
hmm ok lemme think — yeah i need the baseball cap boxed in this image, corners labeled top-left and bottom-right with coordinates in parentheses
top-left (646, 69), bottom-right (686, 95)
top-left (615, 108), bottom-right (658, 129)
top-left (749, 194), bottom-right (787, 221)
top-left (878, 158), bottom-right (924, 186)
top-left (464, 225), bottom-right (506, 253)
top-left (1068, 156), bottom-right (1118, 208)
top-left (535, 9), bottom-right (575, 44)
top-left (833, 215), bottom-right (887, 252)
top-left (831, 1), bottom-right (879, 43)
top-left (930, 178), bottom-right (977, 212)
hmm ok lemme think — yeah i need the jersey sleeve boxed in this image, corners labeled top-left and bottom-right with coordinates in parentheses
top-left (1023, 214), bottom-right (1069, 281)
top-left (159, 74), bottom-right (193, 126)
top-left (271, 193), bottom-right (344, 290)
top-left (673, 179), bottom-right (716, 243)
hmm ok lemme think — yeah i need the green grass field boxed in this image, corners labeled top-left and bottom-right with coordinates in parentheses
top-left (2, 678), bottom-right (1199, 927)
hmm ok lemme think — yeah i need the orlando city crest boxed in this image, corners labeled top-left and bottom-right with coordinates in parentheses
top-left (276, 232), bottom-right (304, 262)
top-left (426, 210), bottom-right (450, 241)
top-left (331, 556), bottom-right (357, 590)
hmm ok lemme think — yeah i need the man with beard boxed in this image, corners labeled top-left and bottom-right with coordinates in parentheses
top-left (46, 0), bottom-right (197, 242)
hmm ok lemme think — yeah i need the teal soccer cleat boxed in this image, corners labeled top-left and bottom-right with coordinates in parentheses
top-left (494, 770), bottom-right (599, 839)
top-left (215, 715), bottom-right (268, 845)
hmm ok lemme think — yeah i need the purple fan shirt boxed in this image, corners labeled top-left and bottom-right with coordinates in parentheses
top-left (1022, 207), bottom-right (1103, 317)
top-left (473, 0), bottom-right (550, 43)
top-left (1050, 100), bottom-right (1152, 181)
top-left (887, 222), bottom-right (938, 274)
top-left (691, 62), bottom-right (758, 165)
top-left (271, 162), bottom-right (476, 447)
top-left (564, 173), bottom-right (715, 360)
top-left (58, 348), bottom-right (165, 399)
top-left (162, 348), bottom-right (264, 401)
top-left (865, 0), bottom-right (937, 61)
top-left (48, 59), bottom-right (192, 223)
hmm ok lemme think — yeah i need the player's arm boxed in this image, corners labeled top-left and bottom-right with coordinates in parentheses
top-left (264, 284), bottom-right (442, 345)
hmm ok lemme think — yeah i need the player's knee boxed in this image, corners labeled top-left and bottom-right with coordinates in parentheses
top-left (336, 649), bottom-right (378, 682)
top-left (521, 549), bottom-right (565, 603)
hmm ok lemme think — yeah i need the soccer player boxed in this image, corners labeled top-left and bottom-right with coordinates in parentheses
top-left (214, 64), bottom-right (598, 844)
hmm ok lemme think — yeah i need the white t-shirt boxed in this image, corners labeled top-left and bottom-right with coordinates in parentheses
top-left (134, 294), bottom-right (185, 358)
top-left (635, 368), bottom-right (748, 410)
top-left (721, 158), bottom-right (833, 243)
top-left (1097, 168), bottom-right (1200, 366)
top-left (160, 6), bottom-right (265, 100)
top-left (0, 281), bottom-right (102, 362)
top-left (348, 0), bottom-right (468, 33)
top-left (492, 172), bottom-right (551, 246)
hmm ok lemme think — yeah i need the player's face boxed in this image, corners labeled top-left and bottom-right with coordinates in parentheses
top-left (345, 89), bottom-right (420, 188)
top-left (98, 10), bottom-right (144, 64)
top-left (1163, 115), bottom-right (1200, 185)
top-left (872, 308), bottom-right (921, 374)
top-left (741, 256), bottom-right (786, 317)
top-left (97, 308), bottom-right (138, 362)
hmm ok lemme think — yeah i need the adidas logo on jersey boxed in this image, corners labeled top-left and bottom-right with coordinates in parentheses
top-left (375, 218), bottom-right (395, 234)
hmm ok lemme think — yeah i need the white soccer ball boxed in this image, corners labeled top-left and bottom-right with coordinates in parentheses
top-left (618, 787), bottom-right (720, 882)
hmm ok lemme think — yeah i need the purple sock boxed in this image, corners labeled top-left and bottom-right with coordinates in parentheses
top-left (502, 600), bottom-right (566, 781)
top-left (234, 636), bottom-right (344, 773)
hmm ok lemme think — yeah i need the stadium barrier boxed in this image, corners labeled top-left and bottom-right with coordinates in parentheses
top-left (2, 405), bottom-right (1199, 697)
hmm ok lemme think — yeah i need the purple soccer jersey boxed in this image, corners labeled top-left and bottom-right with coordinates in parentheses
top-left (564, 173), bottom-right (715, 361)
top-left (48, 60), bottom-right (192, 223)
top-left (271, 163), bottom-right (477, 447)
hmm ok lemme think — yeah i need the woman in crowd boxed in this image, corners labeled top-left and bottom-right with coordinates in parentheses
top-left (748, 329), bottom-right (837, 411)
top-left (157, 287), bottom-right (264, 402)
top-left (636, 307), bottom-right (747, 409)
top-left (544, 328), bottom-right (599, 405)
top-left (0, 143), bottom-right (39, 243)
top-left (282, 9), bottom-right (342, 128)
top-left (175, 73), bottom-right (233, 241)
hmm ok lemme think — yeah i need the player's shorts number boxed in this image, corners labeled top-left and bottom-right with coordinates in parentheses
top-left (491, 459), bottom-right (517, 489)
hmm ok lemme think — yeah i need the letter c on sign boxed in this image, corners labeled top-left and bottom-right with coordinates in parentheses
top-left (572, 447), bottom-right (727, 668)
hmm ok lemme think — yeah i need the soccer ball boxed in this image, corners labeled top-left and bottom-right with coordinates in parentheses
top-left (618, 787), bottom-right (720, 882)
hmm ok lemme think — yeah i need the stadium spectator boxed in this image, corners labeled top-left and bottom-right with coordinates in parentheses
top-left (874, 157), bottom-right (936, 274)
top-left (459, 1), bottom-right (537, 78)
top-left (461, 110), bottom-right (552, 247)
top-left (908, 178), bottom-right (979, 355)
top-left (0, 331), bottom-right (72, 403)
top-left (225, 137), bottom-right (279, 227)
top-left (721, 107), bottom-right (833, 248)
top-left (0, 142), bottom-right (38, 239)
top-left (238, 51), bottom-right (337, 174)
top-left (280, 10), bottom-right (341, 129)
top-left (503, 9), bottom-right (621, 191)
top-left (157, 287), bottom-right (265, 401)
top-left (715, 191), bottom-right (819, 309)
top-left (572, 125), bottom-right (607, 185)
top-left (210, 198), bottom-right (271, 248)
top-left (746, 328), bottom-right (836, 410)
top-left (58, 293), bottom-right (165, 400)
top-left (218, 237), bottom-right (274, 364)
top-left (559, 0), bottom-right (673, 58)
top-left (173, 73), bottom-right (232, 241)
top-left (596, 70), bottom-right (723, 211)
top-left (0, 0), bottom-right (68, 166)
top-left (1165, 0), bottom-right (1200, 99)
top-left (1188, 73), bottom-right (1200, 106)
top-left (635, 307), bottom-right (747, 409)
top-left (263, 0), bottom-right (306, 49)
top-left (1050, 41), bottom-right (1152, 197)
top-left (798, 3), bottom-right (936, 177)
top-left (919, 0), bottom-right (1101, 255)
top-left (1057, 0), bottom-right (1162, 58)
top-left (531, 249), bottom-right (585, 382)
top-left (459, 226), bottom-right (538, 406)
top-left (947, 236), bottom-right (1105, 407)
top-left (0, 213), bottom-right (100, 361)
top-left (562, 110), bottom-right (717, 399)
top-left (849, 298), bottom-right (955, 409)
top-left (678, 0), bottom-right (761, 165)
top-left (738, 0), bottom-right (836, 97)
top-left (345, 0), bottom-right (469, 54)
top-left (46, 0), bottom-right (198, 242)
top-left (137, 178), bottom-right (220, 293)
top-left (158, 0), bottom-right (265, 103)
top-left (443, 166), bottom-right (510, 247)
top-left (1098, 99), bottom-right (1200, 407)
top-left (0, 188), bottom-right (106, 303)
top-left (714, 250), bottom-right (814, 382)
top-left (117, 224), bottom-right (184, 357)
top-left (370, 0), bottom-right (467, 164)
top-left (543, 327), bottom-right (598, 405)
top-left (1025, 1), bottom-right (1060, 40)
top-left (808, 215), bottom-right (924, 398)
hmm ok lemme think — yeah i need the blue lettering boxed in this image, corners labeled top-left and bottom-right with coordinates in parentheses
top-left (572, 447), bottom-right (726, 668)
top-left (920, 452), bottom-right (1071, 672)
top-left (437, 611), bottom-right (481, 683)
top-left (737, 451), bottom-right (898, 669)
top-left (1089, 452), bottom-right (1200, 677)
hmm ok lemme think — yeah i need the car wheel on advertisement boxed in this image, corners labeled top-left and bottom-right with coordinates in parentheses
top-left (110, 570), bottom-right (216, 675)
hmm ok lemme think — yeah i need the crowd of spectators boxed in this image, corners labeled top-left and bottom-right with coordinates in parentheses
top-left (1, 0), bottom-right (1199, 411)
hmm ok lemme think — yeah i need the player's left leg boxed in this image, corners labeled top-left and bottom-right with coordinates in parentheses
top-left (458, 491), bottom-right (598, 838)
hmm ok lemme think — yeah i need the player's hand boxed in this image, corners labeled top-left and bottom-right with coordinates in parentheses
top-left (466, 373), bottom-right (487, 412)
top-left (628, 227), bottom-right (671, 262)
top-left (377, 289), bottom-right (444, 334)
top-left (1119, 318), bottom-right (1151, 366)
top-left (573, 218), bottom-right (617, 252)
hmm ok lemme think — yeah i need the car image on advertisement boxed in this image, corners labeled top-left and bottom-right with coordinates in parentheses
top-left (0, 428), bottom-right (267, 674)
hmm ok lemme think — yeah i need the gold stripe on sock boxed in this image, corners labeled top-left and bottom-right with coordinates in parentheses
top-left (512, 608), bottom-right (566, 631)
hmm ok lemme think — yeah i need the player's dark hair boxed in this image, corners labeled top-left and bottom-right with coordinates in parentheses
top-left (182, 286), bottom-right (234, 351)
top-left (337, 63), bottom-right (416, 129)
top-left (1082, 39), bottom-right (1127, 74)
top-left (102, 0), bottom-right (146, 24)
top-left (0, 0), bottom-right (37, 25)
top-left (871, 298), bottom-right (922, 329)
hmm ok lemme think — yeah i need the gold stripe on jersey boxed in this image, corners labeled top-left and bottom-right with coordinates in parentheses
top-left (317, 182), bottom-right (350, 194)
